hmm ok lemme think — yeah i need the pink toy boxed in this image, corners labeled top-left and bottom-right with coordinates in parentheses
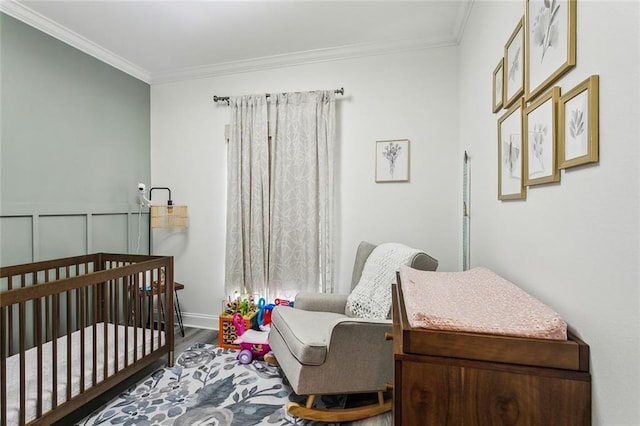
top-left (233, 312), bottom-right (271, 364)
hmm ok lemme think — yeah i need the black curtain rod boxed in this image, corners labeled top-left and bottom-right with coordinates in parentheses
top-left (213, 87), bottom-right (344, 104)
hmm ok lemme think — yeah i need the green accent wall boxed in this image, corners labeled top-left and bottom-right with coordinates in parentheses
top-left (0, 13), bottom-right (151, 265)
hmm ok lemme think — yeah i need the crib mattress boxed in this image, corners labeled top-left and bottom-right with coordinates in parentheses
top-left (2, 322), bottom-right (165, 425)
top-left (399, 265), bottom-right (567, 340)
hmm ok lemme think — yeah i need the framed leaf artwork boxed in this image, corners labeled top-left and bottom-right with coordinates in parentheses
top-left (504, 17), bottom-right (524, 108)
top-left (525, 0), bottom-right (577, 100)
top-left (497, 99), bottom-right (526, 200)
top-left (558, 75), bottom-right (599, 169)
top-left (524, 87), bottom-right (561, 186)
top-left (493, 58), bottom-right (505, 112)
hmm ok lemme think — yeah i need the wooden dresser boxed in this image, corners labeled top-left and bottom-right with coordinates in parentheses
top-left (391, 283), bottom-right (591, 425)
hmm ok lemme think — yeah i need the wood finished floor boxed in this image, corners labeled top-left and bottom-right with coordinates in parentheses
top-left (55, 327), bottom-right (218, 425)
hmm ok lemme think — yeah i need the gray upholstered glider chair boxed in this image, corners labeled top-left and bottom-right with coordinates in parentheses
top-left (268, 241), bottom-right (438, 422)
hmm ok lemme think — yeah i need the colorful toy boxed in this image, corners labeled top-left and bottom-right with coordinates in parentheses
top-left (233, 312), bottom-right (271, 364)
top-left (263, 303), bottom-right (275, 325)
top-left (275, 298), bottom-right (294, 308)
top-left (224, 296), bottom-right (258, 317)
top-left (256, 297), bottom-right (276, 326)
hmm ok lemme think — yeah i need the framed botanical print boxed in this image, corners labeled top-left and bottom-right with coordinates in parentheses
top-left (504, 17), bottom-right (524, 108)
top-left (497, 99), bottom-right (526, 200)
top-left (492, 58), bottom-right (505, 112)
top-left (375, 139), bottom-right (410, 182)
top-left (525, 0), bottom-right (577, 100)
top-left (558, 75), bottom-right (599, 169)
top-left (524, 87), bottom-right (561, 186)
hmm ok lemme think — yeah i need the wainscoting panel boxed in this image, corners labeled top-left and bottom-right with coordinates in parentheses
top-left (0, 209), bottom-right (149, 267)
top-left (39, 215), bottom-right (87, 261)
top-left (0, 216), bottom-right (33, 266)
top-left (92, 213), bottom-right (129, 253)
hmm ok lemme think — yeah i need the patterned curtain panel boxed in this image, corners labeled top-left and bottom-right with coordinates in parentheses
top-left (268, 91), bottom-right (336, 299)
top-left (224, 91), bottom-right (336, 300)
top-left (225, 95), bottom-right (269, 298)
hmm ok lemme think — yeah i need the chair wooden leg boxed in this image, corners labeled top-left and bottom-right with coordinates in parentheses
top-left (305, 394), bottom-right (316, 409)
top-left (263, 353), bottom-right (279, 367)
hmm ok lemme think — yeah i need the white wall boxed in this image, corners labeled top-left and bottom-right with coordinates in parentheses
top-left (151, 47), bottom-right (460, 326)
top-left (458, 1), bottom-right (639, 425)
top-left (152, 2), bottom-right (640, 422)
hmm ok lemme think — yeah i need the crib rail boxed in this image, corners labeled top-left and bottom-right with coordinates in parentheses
top-left (0, 253), bottom-right (174, 426)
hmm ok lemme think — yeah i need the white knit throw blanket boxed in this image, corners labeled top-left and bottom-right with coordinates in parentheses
top-left (345, 243), bottom-right (420, 319)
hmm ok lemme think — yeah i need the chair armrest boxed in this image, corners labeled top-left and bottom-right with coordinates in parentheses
top-left (328, 317), bottom-right (392, 342)
top-left (325, 318), bottom-right (394, 386)
top-left (294, 292), bottom-right (348, 314)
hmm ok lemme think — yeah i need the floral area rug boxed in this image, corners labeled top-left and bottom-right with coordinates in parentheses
top-left (77, 343), bottom-right (316, 426)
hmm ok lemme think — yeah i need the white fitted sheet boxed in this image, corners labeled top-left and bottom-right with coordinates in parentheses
top-left (2, 322), bottom-right (165, 424)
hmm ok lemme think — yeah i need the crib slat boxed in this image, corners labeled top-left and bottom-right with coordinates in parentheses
top-left (114, 278), bottom-right (120, 373)
top-left (80, 287), bottom-right (86, 393)
top-left (36, 296), bottom-right (43, 418)
top-left (7, 276), bottom-right (13, 356)
top-left (155, 271), bottom-right (162, 352)
top-left (124, 275), bottom-right (130, 368)
top-left (66, 290), bottom-right (72, 402)
top-left (52, 293), bottom-right (59, 409)
top-left (19, 301), bottom-right (26, 426)
top-left (103, 279), bottom-right (109, 380)
top-left (153, 275), bottom-right (157, 352)
top-left (57, 265), bottom-right (63, 410)
top-left (133, 276), bottom-right (139, 363)
top-left (142, 273), bottom-right (147, 357)
top-left (45, 270), bottom-right (51, 342)
top-left (1, 306), bottom-right (7, 426)
top-left (92, 285), bottom-right (98, 387)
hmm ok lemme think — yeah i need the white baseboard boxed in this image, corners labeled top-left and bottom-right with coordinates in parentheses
top-left (177, 312), bottom-right (220, 330)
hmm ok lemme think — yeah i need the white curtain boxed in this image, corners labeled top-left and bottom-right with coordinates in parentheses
top-left (224, 91), bottom-right (336, 300)
top-left (268, 91), bottom-right (336, 299)
top-left (225, 95), bottom-right (269, 298)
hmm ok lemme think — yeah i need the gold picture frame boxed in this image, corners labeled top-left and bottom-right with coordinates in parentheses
top-left (558, 75), bottom-right (599, 169)
top-left (375, 139), bottom-right (410, 182)
top-left (498, 98), bottom-right (526, 200)
top-left (525, 0), bottom-right (577, 100)
top-left (504, 17), bottom-right (524, 108)
top-left (492, 58), bottom-right (505, 112)
top-left (524, 87), bottom-right (561, 186)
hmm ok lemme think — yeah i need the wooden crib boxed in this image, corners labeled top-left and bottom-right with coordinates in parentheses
top-left (0, 253), bottom-right (175, 425)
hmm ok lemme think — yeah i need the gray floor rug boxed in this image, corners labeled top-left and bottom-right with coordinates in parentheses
top-left (77, 343), bottom-right (390, 426)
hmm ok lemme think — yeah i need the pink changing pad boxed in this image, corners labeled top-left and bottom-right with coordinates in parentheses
top-left (399, 266), bottom-right (567, 340)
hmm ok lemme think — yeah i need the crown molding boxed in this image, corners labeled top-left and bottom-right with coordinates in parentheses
top-left (453, 0), bottom-right (475, 44)
top-left (150, 37), bottom-right (458, 84)
top-left (0, 0), bottom-right (151, 83)
top-left (150, 0), bottom-right (474, 84)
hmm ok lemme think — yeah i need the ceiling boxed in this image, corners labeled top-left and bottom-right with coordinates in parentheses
top-left (2, 1), bottom-right (473, 83)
